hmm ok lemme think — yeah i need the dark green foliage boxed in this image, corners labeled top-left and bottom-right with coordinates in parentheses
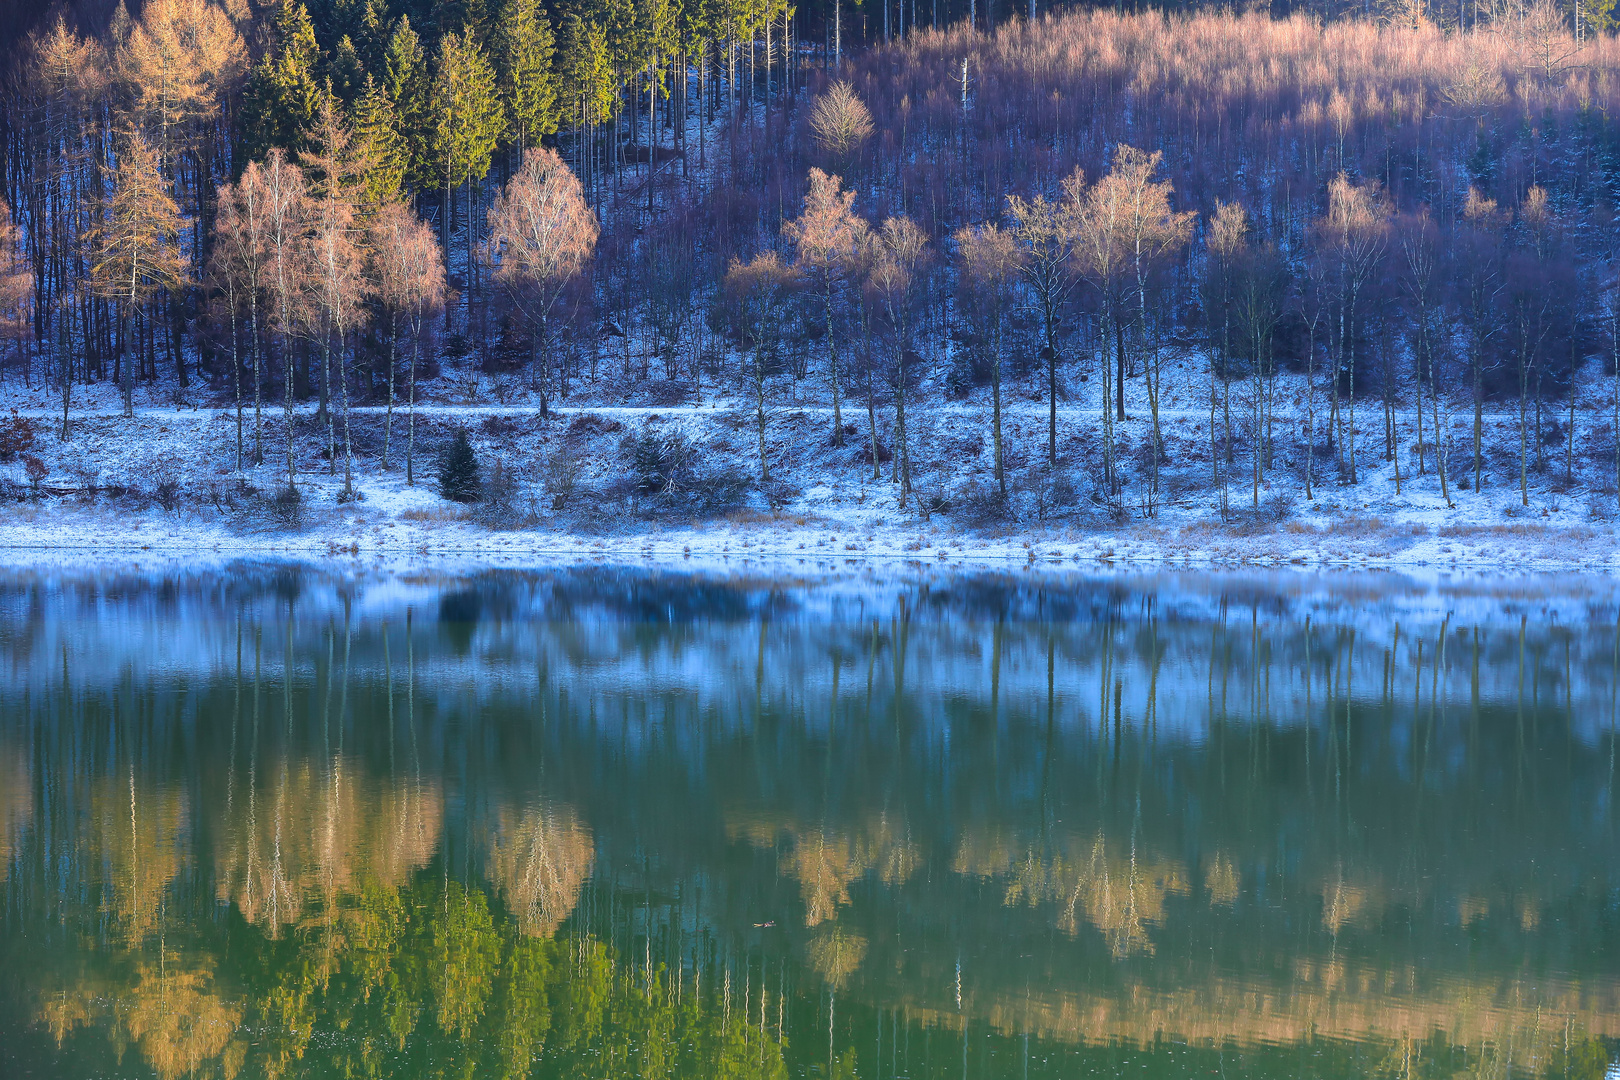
top-left (438, 427), bottom-right (483, 501)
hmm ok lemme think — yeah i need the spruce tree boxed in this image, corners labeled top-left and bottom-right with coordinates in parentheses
top-left (430, 32), bottom-right (505, 255)
top-left (353, 75), bottom-right (406, 208)
top-left (385, 16), bottom-right (434, 190)
top-left (496, 0), bottom-right (559, 156)
top-left (437, 428), bottom-right (482, 502)
top-left (243, 0), bottom-right (321, 158)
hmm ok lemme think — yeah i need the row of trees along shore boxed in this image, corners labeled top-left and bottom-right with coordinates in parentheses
top-left (5, 0), bottom-right (1620, 515)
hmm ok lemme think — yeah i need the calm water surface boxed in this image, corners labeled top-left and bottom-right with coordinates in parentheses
top-left (1, 564), bottom-right (1618, 1079)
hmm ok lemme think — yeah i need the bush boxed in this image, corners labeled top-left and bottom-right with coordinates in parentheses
top-left (0, 411), bottom-right (35, 463)
top-left (473, 459), bottom-right (532, 528)
top-left (627, 430), bottom-right (696, 497)
top-left (542, 448), bottom-right (582, 509)
top-left (438, 429), bottom-right (483, 503)
top-left (270, 485), bottom-right (304, 527)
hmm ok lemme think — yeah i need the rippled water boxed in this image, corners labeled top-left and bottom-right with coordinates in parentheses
top-left (1, 563), bottom-right (1618, 1079)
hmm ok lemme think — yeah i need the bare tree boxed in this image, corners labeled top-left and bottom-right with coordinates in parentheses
top-left (1454, 188), bottom-right (1507, 495)
top-left (369, 203), bottom-right (446, 485)
top-left (865, 216), bottom-right (929, 504)
top-left (300, 95), bottom-right (368, 497)
top-left (260, 149), bottom-right (313, 490)
top-left (723, 252), bottom-right (799, 483)
top-left (784, 168), bottom-right (869, 447)
top-left (1008, 167), bottom-right (1084, 467)
top-left (955, 223), bottom-right (1023, 498)
top-left (485, 147), bottom-right (598, 418)
top-left (808, 80), bottom-right (875, 167)
top-left (1311, 173), bottom-right (1389, 485)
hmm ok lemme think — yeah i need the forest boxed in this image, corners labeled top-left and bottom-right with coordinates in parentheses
top-left (3, 0), bottom-right (1620, 531)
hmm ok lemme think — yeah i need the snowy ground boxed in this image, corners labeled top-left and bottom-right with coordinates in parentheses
top-left (2, 363), bottom-right (1620, 573)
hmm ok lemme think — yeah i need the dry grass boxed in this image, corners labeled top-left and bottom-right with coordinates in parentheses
top-left (399, 506), bottom-right (471, 523)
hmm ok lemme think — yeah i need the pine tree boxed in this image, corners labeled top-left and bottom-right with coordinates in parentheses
top-left (328, 34), bottom-right (366, 102)
top-left (496, 0), bottom-right (560, 156)
top-left (243, 0), bottom-right (322, 159)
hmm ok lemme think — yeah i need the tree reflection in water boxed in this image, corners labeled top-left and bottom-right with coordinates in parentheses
top-left (0, 564), bottom-right (1618, 1078)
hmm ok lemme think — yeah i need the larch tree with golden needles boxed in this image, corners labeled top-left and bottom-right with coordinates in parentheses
top-left (784, 168), bottom-right (869, 448)
top-left (0, 199), bottom-right (33, 386)
top-left (88, 134), bottom-right (185, 419)
top-left (1008, 168), bottom-right (1084, 468)
top-left (954, 223), bottom-right (1023, 498)
top-left (485, 147), bottom-right (597, 419)
top-left (368, 202), bottom-right (446, 483)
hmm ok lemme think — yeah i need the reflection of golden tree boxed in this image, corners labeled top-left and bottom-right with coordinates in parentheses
top-left (125, 959), bottom-right (244, 1080)
top-left (1204, 854), bottom-right (1240, 907)
top-left (951, 826), bottom-right (1016, 881)
top-left (83, 775), bottom-right (187, 946)
top-left (0, 748), bottom-right (30, 882)
top-left (1057, 837), bottom-right (1187, 958)
top-left (485, 802), bottom-right (594, 938)
top-left (1321, 870), bottom-right (1380, 934)
top-left (214, 757), bottom-right (442, 934)
top-left (788, 832), bottom-right (860, 927)
top-left (731, 811), bottom-right (921, 927)
top-left (39, 955), bottom-right (243, 1080)
top-left (804, 926), bottom-right (868, 990)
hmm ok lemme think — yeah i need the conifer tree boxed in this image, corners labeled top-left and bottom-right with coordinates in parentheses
top-left (353, 75), bottom-right (407, 209)
top-left (496, 0), bottom-right (560, 157)
top-left (243, 0), bottom-right (322, 158)
top-left (430, 32), bottom-right (505, 273)
top-left (385, 16), bottom-right (434, 189)
top-left (87, 134), bottom-right (185, 418)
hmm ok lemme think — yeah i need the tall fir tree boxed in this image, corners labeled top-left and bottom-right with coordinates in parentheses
top-left (385, 16), bottom-right (434, 190)
top-left (353, 75), bottom-right (407, 209)
top-left (495, 0), bottom-right (560, 156)
top-left (242, 0), bottom-right (322, 159)
top-left (430, 31), bottom-right (505, 252)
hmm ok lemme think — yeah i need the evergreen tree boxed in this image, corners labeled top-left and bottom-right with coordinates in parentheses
top-left (328, 34), bottom-right (366, 102)
top-left (495, 0), bottom-right (560, 155)
top-left (243, 0), bottom-right (322, 159)
top-left (430, 31), bottom-right (505, 251)
top-left (353, 75), bottom-right (407, 208)
top-left (385, 16), bottom-right (434, 190)
top-left (437, 428), bottom-right (482, 501)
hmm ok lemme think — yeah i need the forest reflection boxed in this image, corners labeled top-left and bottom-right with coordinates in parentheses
top-left (0, 564), bottom-right (1618, 1079)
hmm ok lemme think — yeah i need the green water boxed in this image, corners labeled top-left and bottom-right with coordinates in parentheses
top-left (1, 565), bottom-right (1617, 1080)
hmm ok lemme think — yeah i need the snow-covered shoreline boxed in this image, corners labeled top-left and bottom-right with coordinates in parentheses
top-left (3, 375), bottom-right (1620, 574)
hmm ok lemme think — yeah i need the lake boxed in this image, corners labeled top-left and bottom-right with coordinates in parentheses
top-left (0, 562), bottom-right (1616, 1079)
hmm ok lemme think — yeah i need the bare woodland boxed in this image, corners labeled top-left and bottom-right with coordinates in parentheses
top-left (3, 0), bottom-right (1620, 531)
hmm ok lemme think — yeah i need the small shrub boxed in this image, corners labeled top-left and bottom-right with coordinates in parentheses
top-left (627, 430), bottom-right (696, 498)
top-left (760, 476), bottom-right (800, 511)
top-left (437, 429), bottom-right (483, 503)
top-left (21, 454), bottom-right (47, 491)
top-left (154, 479), bottom-right (181, 513)
top-left (0, 411), bottom-right (36, 463)
top-left (567, 413), bottom-right (624, 438)
top-left (474, 459), bottom-right (532, 528)
top-left (542, 448), bottom-right (582, 509)
top-left (271, 485), bottom-right (304, 527)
